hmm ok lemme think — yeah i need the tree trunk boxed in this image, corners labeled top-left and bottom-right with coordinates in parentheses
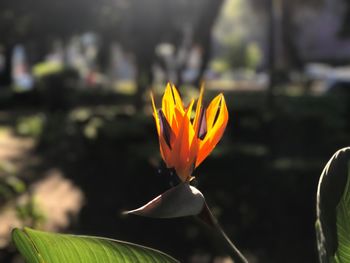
top-left (267, 0), bottom-right (277, 109)
top-left (193, 0), bottom-right (224, 87)
top-left (281, 0), bottom-right (303, 71)
top-left (0, 45), bottom-right (13, 87)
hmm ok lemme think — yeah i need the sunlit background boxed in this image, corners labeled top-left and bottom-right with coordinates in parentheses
top-left (1, 0), bottom-right (350, 262)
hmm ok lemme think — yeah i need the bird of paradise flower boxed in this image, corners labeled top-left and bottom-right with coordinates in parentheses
top-left (151, 82), bottom-right (228, 182)
top-left (125, 83), bottom-right (248, 263)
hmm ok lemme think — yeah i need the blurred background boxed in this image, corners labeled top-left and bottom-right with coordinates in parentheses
top-left (0, 0), bottom-right (350, 262)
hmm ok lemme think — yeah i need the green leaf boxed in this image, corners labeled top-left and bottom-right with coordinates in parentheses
top-left (316, 147), bottom-right (350, 263)
top-left (12, 227), bottom-right (179, 263)
top-left (334, 158), bottom-right (350, 263)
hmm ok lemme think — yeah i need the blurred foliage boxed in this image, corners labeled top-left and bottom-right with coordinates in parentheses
top-left (245, 42), bottom-right (263, 69)
top-left (225, 38), bottom-right (263, 70)
top-left (0, 175), bottom-right (26, 201)
top-left (0, 160), bottom-right (16, 175)
top-left (209, 59), bottom-right (231, 74)
top-left (0, 0), bottom-right (225, 97)
top-left (0, 160), bottom-right (26, 202)
top-left (16, 114), bottom-right (45, 138)
top-left (213, 0), bottom-right (263, 71)
top-left (33, 62), bottom-right (64, 79)
top-left (16, 196), bottom-right (46, 229)
top-left (83, 117), bottom-right (104, 139)
top-left (112, 81), bottom-right (137, 95)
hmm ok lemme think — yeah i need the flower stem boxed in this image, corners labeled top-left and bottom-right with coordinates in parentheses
top-left (214, 221), bottom-right (249, 263)
top-left (198, 203), bottom-right (249, 263)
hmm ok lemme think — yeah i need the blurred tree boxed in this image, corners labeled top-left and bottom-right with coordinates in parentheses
top-left (0, 0), bottom-right (97, 86)
top-left (192, 0), bottom-right (224, 86)
top-left (0, 0), bottom-right (224, 107)
top-left (338, 0), bottom-right (350, 37)
top-left (116, 0), bottom-right (224, 108)
top-left (212, 0), bottom-right (265, 72)
top-left (252, 0), bottom-right (322, 74)
top-left (250, 0), bottom-right (324, 108)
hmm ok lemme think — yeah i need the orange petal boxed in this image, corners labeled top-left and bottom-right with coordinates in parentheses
top-left (159, 134), bottom-right (173, 167)
top-left (206, 93), bottom-right (222, 130)
top-left (150, 91), bottom-right (160, 135)
top-left (186, 99), bottom-right (195, 119)
top-left (171, 106), bottom-right (184, 136)
top-left (172, 107), bottom-right (196, 181)
top-left (171, 97), bottom-right (194, 138)
top-left (162, 83), bottom-right (185, 127)
top-left (170, 83), bottom-right (185, 113)
top-left (193, 84), bottom-right (204, 135)
top-left (162, 83), bottom-right (175, 126)
top-left (195, 94), bottom-right (228, 167)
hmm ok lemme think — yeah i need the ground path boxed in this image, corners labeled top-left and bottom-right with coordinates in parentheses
top-left (0, 112), bottom-right (84, 250)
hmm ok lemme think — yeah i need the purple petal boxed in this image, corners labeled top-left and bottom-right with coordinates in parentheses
top-left (158, 109), bottom-right (174, 149)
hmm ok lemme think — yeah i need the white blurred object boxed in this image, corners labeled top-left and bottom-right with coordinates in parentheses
top-left (182, 45), bottom-right (202, 83)
top-left (11, 45), bottom-right (33, 90)
top-left (305, 63), bottom-right (350, 94)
